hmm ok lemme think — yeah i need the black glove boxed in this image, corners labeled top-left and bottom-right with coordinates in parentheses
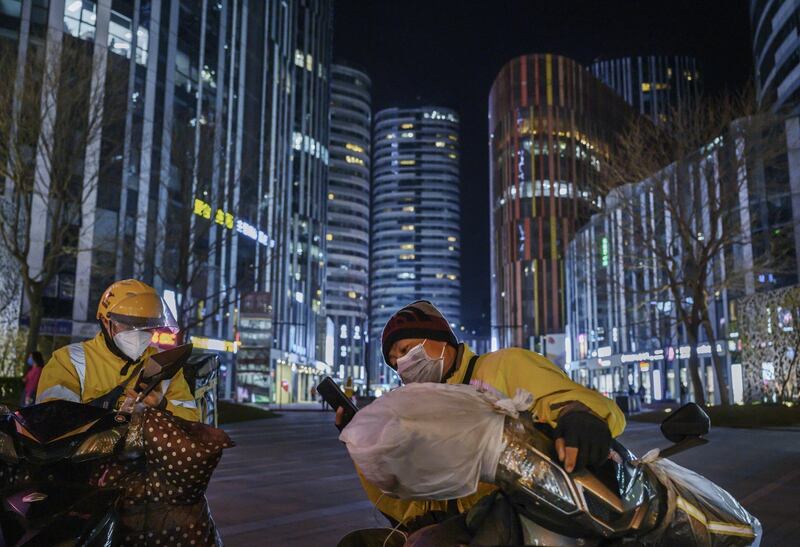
top-left (554, 411), bottom-right (612, 472)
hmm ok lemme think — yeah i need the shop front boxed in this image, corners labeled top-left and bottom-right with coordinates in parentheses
top-left (271, 352), bottom-right (332, 405)
top-left (569, 343), bottom-right (732, 407)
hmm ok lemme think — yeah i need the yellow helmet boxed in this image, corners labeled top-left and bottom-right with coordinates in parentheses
top-left (96, 279), bottom-right (178, 332)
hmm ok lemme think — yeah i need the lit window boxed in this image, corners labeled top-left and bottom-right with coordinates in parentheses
top-left (306, 54), bottom-right (313, 72)
top-left (64, 0), bottom-right (97, 41)
top-left (345, 155), bottom-right (365, 166)
top-left (326, 233), bottom-right (333, 241)
top-left (345, 143), bottom-right (364, 153)
top-left (400, 244), bottom-right (414, 250)
top-left (447, 274), bottom-right (457, 280)
top-left (397, 272), bottom-right (416, 280)
top-left (641, 82), bottom-right (651, 92)
top-left (386, 133), bottom-right (396, 140)
top-left (399, 254), bottom-right (415, 260)
top-left (448, 246), bottom-right (455, 251)
top-left (435, 141), bottom-right (445, 148)
top-left (294, 50), bottom-right (304, 67)
top-left (447, 236), bottom-right (456, 242)
top-left (328, 192), bottom-right (334, 200)
top-left (435, 273), bottom-right (444, 279)
top-left (348, 291), bottom-right (357, 299)
top-left (400, 159), bottom-right (416, 166)
top-left (401, 225), bottom-right (415, 231)
top-left (107, 9), bottom-right (134, 59)
top-left (448, 135), bottom-right (457, 141)
top-left (448, 154), bottom-right (457, 159)
top-left (400, 131), bottom-right (415, 138)
top-left (402, 206), bottom-right (415, 212)
top-left (400, 123), bottom-right (414, 129)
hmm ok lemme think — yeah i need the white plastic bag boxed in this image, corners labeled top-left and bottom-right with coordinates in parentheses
top-left (339, 383), bottom-right (532, 500)
top-left (642, 457), bottom-right (762, 546)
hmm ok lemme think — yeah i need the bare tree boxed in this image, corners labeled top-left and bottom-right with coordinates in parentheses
top-left (0, 39), bottom-right (125, 355)
top-left (596, 89), bottom-right (793, 406)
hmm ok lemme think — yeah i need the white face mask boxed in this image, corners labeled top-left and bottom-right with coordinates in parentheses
top-left (396, 339), bottom-right (445, 384)
top-left (113, 330), bottom-right (152, 361)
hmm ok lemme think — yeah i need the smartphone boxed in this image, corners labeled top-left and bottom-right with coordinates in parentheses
top-left (317, 376), bottom-right (358, 431)
top-left (137, 343), bottom-right (194, 398)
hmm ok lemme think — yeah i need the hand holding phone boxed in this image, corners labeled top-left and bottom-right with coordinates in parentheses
top-left (317, 376), bottom-right (358, 431)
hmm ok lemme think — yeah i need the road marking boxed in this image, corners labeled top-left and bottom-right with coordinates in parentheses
top-left (740, 468), bottom-right (800, 506)
top-left (218, 499), bottom-right (375, 537)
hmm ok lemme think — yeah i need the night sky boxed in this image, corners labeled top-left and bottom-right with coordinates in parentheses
top-left (333, 0), bottom-right (753, 328)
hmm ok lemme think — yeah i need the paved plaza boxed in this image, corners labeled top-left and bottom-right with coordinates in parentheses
top-left (208, 411), bottom-right (800, 546)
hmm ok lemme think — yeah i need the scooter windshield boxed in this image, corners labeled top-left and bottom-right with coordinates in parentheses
top-left (15, 400), bottom-right (109, 444)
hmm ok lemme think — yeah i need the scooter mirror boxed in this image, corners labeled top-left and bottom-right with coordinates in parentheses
top-left (660, 403), bottom-right (710, 443)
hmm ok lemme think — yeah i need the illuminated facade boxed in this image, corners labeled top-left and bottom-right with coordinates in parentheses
top-left (591, 56), bottom-right (700, 125)
top-left (488, 54), bottom-right (635, 358)
top-left (370, 107), bottom-right (461, 383)
top-left (1, 0), bottom-right (333, 401)
top-left (565, 113), bottom-right (798, 405)
top-left (751, 0), bottom-right (800, 111)
top-left (326, 63), bottom-right (371, 389)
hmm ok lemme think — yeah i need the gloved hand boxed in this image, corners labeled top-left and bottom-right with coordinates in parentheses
top-left (554, 410), bottom-right (612, 472)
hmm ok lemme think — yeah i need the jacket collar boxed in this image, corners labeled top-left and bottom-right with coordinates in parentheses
top-left (444, 342), bottom-right (476, 384)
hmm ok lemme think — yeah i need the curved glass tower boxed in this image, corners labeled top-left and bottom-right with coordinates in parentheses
top-left (489, 54), bottom-right (634, 359)
top-left (751, 0), bottom-right (800, 111)
top-left (326, 63), bottom-right (371, 389)
top-left (370, 107), bottom-right (461, 383)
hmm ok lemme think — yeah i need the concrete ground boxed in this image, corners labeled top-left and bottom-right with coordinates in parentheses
top-left (208, 411), bottom-right (799, 546)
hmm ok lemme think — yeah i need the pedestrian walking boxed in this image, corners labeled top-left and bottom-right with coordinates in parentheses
top-left (628, 385), bottom-right (639, 412)
top-left (22, 352), bottom-right (44, 407)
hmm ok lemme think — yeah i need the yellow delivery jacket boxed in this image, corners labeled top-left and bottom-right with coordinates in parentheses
top-left (37, 333), bottom-right (200, 422)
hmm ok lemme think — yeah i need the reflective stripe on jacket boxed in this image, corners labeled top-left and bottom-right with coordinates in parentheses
top-left (36, 333), bottom-right (200, 422)
top-left (356, 343), bottom-right (626, 526)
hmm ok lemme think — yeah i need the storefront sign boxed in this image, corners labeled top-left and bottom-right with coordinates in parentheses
top-left (191, 336), bottom-right (240, 353)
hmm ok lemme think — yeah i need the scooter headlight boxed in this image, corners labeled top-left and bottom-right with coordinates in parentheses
top-left (73, 427), bottom-right (125, 461)
top-left (0, 431), bottom-right (18, 464)
top-left (496, 437), bottom-right (578, 514)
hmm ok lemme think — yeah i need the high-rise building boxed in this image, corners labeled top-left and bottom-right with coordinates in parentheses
top-left (370, 107), bottom-right (461, 384)
top-left (326, 63), bottom-right (371, 390)
top-left (751, 0), bottom-right (800, 112)
top-left (488, 54), bottom-right (635, 360)
top-left (0, 0), bottom-right (332, 402)
top-left (591, 55), bottom-right (700, 124)
top-left (268, 1), bottom-right (333, 404)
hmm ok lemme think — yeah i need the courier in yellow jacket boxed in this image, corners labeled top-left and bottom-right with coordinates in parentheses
top-left (37, 279), bottom-right (199, 422)
top-left (338, 300), bottom-right (625, 528)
